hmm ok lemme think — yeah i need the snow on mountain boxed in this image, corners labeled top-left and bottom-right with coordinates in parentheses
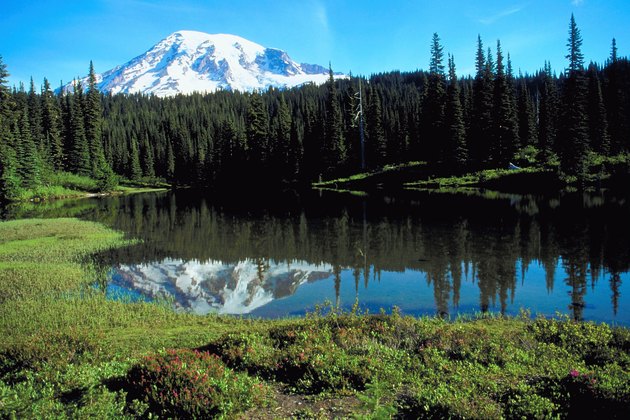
top-left (110, 258), bottom-right (333, 314)
top-left (67, 30), bottom-right (344, 97)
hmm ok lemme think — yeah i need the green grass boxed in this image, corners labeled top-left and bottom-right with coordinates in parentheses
top-left (7, 172), bottom-right (170, 203)
top-left (0, 218), bottom-right (628, 418)
top-left (405, 167), bottom-right (546, 189)
top-left (313, 161), bottom-right (426, 188)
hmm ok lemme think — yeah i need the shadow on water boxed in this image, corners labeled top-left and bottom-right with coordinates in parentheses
top-left (3, 187), bottom-right (630, 323)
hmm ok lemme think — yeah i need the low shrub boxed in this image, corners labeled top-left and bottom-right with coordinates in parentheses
top-left (127, 348), bottom-right (268, 418)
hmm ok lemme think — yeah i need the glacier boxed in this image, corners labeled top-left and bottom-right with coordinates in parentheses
top-left (65, 30), bottom-right (345, 97)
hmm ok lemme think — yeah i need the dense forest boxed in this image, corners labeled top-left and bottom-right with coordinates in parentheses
top-left (1, 15), bottom-right (629, 200)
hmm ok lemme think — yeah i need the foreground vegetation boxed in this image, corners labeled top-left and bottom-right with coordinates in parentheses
top-left (0, 218), bottom-right (628, 418)
top-left (0, 171), bottom-right (169, 202)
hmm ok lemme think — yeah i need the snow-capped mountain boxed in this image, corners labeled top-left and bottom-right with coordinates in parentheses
top-left (68, 30), bottom-right (343, 97)
top-left (110, 258), bottom-right (333, 314)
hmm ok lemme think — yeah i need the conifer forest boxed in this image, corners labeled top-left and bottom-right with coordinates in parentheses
top-left (1, 16), bottom-right (629, 200)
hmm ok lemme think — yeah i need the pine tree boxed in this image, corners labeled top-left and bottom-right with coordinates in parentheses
top-left (491, 40), bottom-right (519, 167)
top-left (41, 78), bottom-right (63, 170)
top-left (15, 106), bottom-right (41, 188)
top-left (246, 91), bottom-right (270, 178)
top-left (516, 79), bottom-right (537, 148)
top-left (68, 81), bottom-right (91, 175)
top-left (566, 14), bottom-right (585, 73)
top-left (85, 61), bottom-right (111, 183)
top-left (470, 36), bottom-right (494, 168)
top-left (323, 64), bottom-right (346, 175)
top-left (27, 77), bottom-right (43, 154)
top-left (559, 14), bottom-right (589, 179)
top-left (422, 33), bottom-right (447, 163)
top-left (141, 136), bottom-right (155, 178)
top-left (604, 38), bottom-right (627, 154)
top-left (586, 63), bottom-right (610, 155)
top-left (444, 54), bottom-right (468, 170)
top-left (0, 56), bottom-right (21, 200)
top-left (538, 62), bottom-right (558, 163)
top-left (129, 137), bottom-right (142, 181)
top-left (273, 94), bottom-right (292, 180)
top-left (288, 119), bottom-right (303, 180)
top-left (366, 85), bottom-right (386, 167)
top-left (166, 141), bottom-right (175, 181)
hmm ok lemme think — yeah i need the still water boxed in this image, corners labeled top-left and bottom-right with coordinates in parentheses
top-left (4, 188), bottom-right (630, 324)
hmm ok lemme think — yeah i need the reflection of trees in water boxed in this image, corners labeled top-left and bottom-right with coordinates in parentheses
top-left (67, 190), bottom-right (629, 317)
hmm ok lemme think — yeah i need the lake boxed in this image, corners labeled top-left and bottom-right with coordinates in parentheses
top-left (3, 188), bottom-right (629, 324)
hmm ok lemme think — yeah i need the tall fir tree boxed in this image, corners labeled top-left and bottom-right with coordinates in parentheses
top-left (444, 54), bottom-right (468, 170)
top-left (323, 64), bottom-right (346, 175)
top-left (272, 94), bottom-right (292, 180)
top-left (27, 77), bottom-right (44, 156)
top-left (422, 33), bottom-right (447, 163)
top-left (141, 136), bottom-right (155, 178)
top-left (586, 63), bottom-right (610, 155)
top-left (85, 61), bottom-right (115, 188)
top-left (68, 81), bottom-right (91, 175)
top-left (559, 14), bottom-right (589, 179)
top-left (491, 40), bottom-right (519, 167)
top-left (246, 91), bottom-right (270, 178)
top-left (40, 78), bottom-right (64, 170)
top-left (516, 78), bottom-right (537, 148)
top-left (604, 38), bottom-right (628, 153)
top-left (538, 62), bottom-right (559, 163)
top-left (366, 85), bottom-right (386, 167)
top-left (470, 36), bottom-right (494, 168)
top-left (0, 56), bottom-right (21, 200)
top-left (128, 137), bottom-right (142, 180)
top-left (15, 105), bottom-right (41, 188)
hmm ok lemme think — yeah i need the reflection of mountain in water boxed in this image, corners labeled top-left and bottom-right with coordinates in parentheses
top-left (111, 258), bottom-right (333, 314)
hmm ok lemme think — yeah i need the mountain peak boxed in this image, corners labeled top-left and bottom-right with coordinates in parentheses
top-left (66, 31), bottom-right (344, 97)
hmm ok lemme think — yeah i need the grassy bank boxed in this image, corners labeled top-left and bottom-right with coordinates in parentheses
top-left (6, 172), bottom-right (170, 202)
top-left (313, 161), bottom-right (427, 190)
top-left (0, 219), bottom-right (628, 418)
top-left (405, 167), bottom-right (556, 191)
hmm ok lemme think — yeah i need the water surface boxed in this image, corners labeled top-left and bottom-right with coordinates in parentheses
top-left (4, 188), bottom-right (629, 324)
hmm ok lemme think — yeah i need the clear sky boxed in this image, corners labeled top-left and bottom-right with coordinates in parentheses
top-left (1, 0), bottom-right (629, 89)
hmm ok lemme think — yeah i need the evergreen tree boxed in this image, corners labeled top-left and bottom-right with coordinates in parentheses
top-left (559, 14), bottom-right (589, 179)
top-left (491, 40), bottom-right (519, 167)
top-left (129, 137), bottom-right (143, 181)
top-left (166, 141), bottom-right (176, 181)
top-left (141, 136), bottom-right (156, 178)
top-left (272, 94), bottom-right (292, 180)
top-left (15, 106), bottom-right (41, 188)
top-left (366, 85), bottom-right (386, 167)
top-left (246, 91), bottom-right (270, 178)
top-left (323, 65), bottom-right (346, 175)
top-left (68, 81), bottom-right (91, 175)
top-left (538, 62), bottom-right (559, 163)
top-left (422, 33), bottom-right (447, 163)
top-left (516, 78), bottom-right (537, 148)
top-left (586, 63), bottom-right (610, 155)
top-left (0, 56), bottom-right (21, 200)
top-left (85, 61), bottom-right (112, 182)
top-left (470, 36), bottom-right (494, 168)
top-left (27, 77), bottom-right (43, 155)
top-left (566, 14), bottom-right (585, 73)
top-left (604, 38), bottom-right (628, 153)
top-left (288, 118), bottom-right (303, 180)
top-left (444, 54), bottom-right (468, 170)
top-left (41, 78), bottom-right (63, 170)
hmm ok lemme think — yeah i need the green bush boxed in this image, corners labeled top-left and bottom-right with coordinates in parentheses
top-left (127, 348), bottom-right (268, 418)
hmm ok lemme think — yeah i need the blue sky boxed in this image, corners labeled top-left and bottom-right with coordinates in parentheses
top-left (1, 0), bottom-right (629, 88)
